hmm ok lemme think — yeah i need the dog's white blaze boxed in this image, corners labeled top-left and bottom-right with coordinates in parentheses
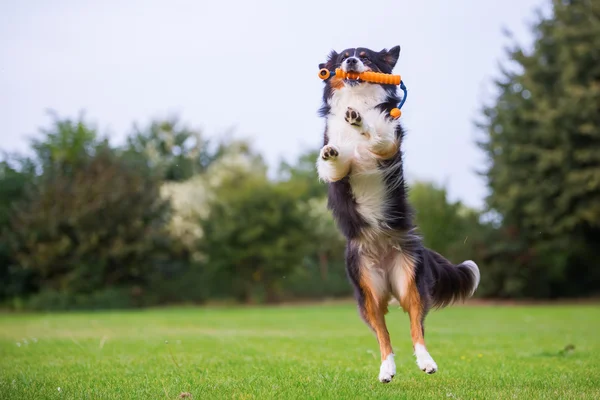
top-left (414, 343), bottom-right (438, 373)
top-left (319, 83), bottom-right (400, 226)
top-left (462, 260), bottom-right (481, 296)
top-left (378, 353), bottom-right (396, 383)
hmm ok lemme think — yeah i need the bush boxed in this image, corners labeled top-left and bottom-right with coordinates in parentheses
top-left (25, 287), bottom-right (137, 311)
top-left (6, 146), bottom-right (175, 303)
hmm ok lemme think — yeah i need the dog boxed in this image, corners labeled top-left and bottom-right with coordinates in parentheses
top-left (316, 45), bottom-right (480, 383)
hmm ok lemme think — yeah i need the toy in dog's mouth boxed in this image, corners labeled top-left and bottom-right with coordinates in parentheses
top-left (318, 68), bottom-right (401, 86)
top-left (342, 71), bottom-right (363, 85)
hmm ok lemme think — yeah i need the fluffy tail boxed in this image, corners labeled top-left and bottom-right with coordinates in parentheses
top-left (423, 248), bottom-right (480, 309)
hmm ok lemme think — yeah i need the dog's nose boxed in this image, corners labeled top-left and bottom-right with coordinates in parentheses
top-left (347, 57), bottom-right (358, 66)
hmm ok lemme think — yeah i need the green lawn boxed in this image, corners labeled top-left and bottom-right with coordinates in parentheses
top-left (1, 302), bottom-right (599, 399)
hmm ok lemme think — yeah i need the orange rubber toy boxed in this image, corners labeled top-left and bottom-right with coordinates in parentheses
top-left (318, 68), bottom-right (407, 118)
top-left (318, 68), bottom-right (401, 85)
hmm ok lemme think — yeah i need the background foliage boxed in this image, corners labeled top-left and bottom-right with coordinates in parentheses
top-left (477, 0), bottom-right (600, 298)
top-left (1, 0), bottom-right (598, 309)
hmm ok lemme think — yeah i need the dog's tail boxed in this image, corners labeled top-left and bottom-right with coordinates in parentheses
top-left (423, 248), bottom-right (480, 309)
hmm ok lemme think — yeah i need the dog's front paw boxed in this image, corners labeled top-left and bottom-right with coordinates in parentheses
top-left (345, 107), bottom-right (362, 127)
top-left (320, 144), bottom-right (339, 161)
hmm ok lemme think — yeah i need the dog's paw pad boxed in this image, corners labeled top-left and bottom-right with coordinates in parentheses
top-left (345, 107), bottom-right (362, 126)
top-left (320, 145), bottom-right (339, 161)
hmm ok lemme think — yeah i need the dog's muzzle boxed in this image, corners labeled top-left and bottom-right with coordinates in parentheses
top-left (343, 57), bottom-right (364, 73)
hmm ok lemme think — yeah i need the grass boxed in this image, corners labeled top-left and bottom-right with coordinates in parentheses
top-left (1, 302), bottom-right (599, 399)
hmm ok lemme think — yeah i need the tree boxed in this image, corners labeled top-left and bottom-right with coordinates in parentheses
top-left (4, 115), bottom-right (175, 306)
top-left (477, 0), bottom-right (600, 297)
top-left (158, 137), bottom-right (265, 262)
top-left (198, 167), bottom-right (313, 303)
top-left (409, 181), bottom-right (492, 287)
top-left (277, 149), bottom-right (342, 281)
top-left (125, 116), bottom-right (226, 181)
top-left (409, 181), bottom-right (471, 256)
top-left (278, 149), bottom-right (327, 200)
top-left (1, 110), bottom-right (105, 303)
top-left (8, 147), bottom-right (172, 295)
top-left (29, 110), bottom-right (103, 176)
top-left (0, 157), bottom-right (36, 301)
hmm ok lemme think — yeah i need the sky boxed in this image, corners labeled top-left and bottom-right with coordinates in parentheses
top-left (0, 0), bottom-right (549, 209)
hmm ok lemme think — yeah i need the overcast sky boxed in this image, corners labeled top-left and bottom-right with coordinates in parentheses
top-left (0, 0), bottom-right (548, 209)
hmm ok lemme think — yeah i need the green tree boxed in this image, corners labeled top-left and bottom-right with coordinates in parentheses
top-left (277, 149), bottom-right (343, 282)
top-left (0, 156), bottom-right (36, 301)
top-left (30, 110), bottom-right (103, 176)
top-left (4, 115), bottom-right (176, 308)
top-left (8, 147), bottom-right (172, 295)
top-left (410, 181), bottom-right (470, 256)
top-left (409, 181), bottom-right (490, 281)
top-left (477, 0), bottom-right (600, 297)
top-left (278, 149), bottom-right (327, 200)
top-left (199, 167), bottom-right (313, 303)
top-left (125, 116), bottom-right (226, 181)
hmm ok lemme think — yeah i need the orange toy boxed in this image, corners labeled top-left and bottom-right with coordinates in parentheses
top-left (318, 68), bottom-right (401, 85)
top-left (318, 68), bottom-right (407, 119)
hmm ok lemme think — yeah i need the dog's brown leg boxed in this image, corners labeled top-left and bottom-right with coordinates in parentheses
top-left (396, 253), bottom-right (438, 374)
top-left (357, 270), bottom-right (396, 383)
top-left (346, 242), bottom-right (396, 383)
top-left (360, 277), bottom-right (393, 359)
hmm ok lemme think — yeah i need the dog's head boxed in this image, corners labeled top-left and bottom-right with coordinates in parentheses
top-left (319, 46), bottom-right (400, 74)
top-left (319, 46), bottom-right (400, 87)
top-left (318, 46), bottom-right (401, 116)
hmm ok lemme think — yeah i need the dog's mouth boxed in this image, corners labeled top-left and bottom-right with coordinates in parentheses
top-left (344, 74), bottom-right (363, 86)
top-left (342, 67), bottom-right (373, 86)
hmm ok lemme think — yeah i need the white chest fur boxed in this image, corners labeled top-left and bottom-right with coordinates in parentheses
top-left (324, 83), bottom-right (400, 228)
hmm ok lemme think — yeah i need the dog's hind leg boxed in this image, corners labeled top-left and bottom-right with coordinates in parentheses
top-left (405, 286), bottom-right (437, 374)
top-left (361, 276), bottom-right (396, 383)
top-left (346, 242), bottom-right (396, 383)
top-left (390, 250), bottom-right (438, 374)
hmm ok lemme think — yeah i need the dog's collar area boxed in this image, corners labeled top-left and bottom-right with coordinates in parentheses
top-left (319, 68), bottom-right (408, 119)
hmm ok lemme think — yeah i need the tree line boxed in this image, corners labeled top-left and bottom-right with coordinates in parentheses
top-left (1, 0), bottom-right (598, 310)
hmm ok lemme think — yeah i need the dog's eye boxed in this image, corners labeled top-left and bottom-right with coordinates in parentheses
top-left (360, 55), bottom-right (369, 61)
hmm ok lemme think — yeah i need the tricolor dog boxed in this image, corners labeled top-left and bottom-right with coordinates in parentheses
top-left (316, 45), bottom-right (480, 383)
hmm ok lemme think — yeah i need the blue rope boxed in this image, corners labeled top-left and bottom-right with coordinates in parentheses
top-left (398, 81), bottom-right (408, 110)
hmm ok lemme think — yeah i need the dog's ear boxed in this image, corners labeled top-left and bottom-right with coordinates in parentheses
top-left (319, 49), bottom-right (339, 70)
top-left (380, 45), bottom-right (400, 69)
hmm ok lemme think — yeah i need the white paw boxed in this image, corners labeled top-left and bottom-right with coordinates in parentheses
top-left (320, 144), bottom-right (339, 161)
top-left (416, 355), bottom-right (438, 374)
top-left (415, 344), bottom-right (437, 374)
top-left (378, 353), bottom-right (396, 383)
